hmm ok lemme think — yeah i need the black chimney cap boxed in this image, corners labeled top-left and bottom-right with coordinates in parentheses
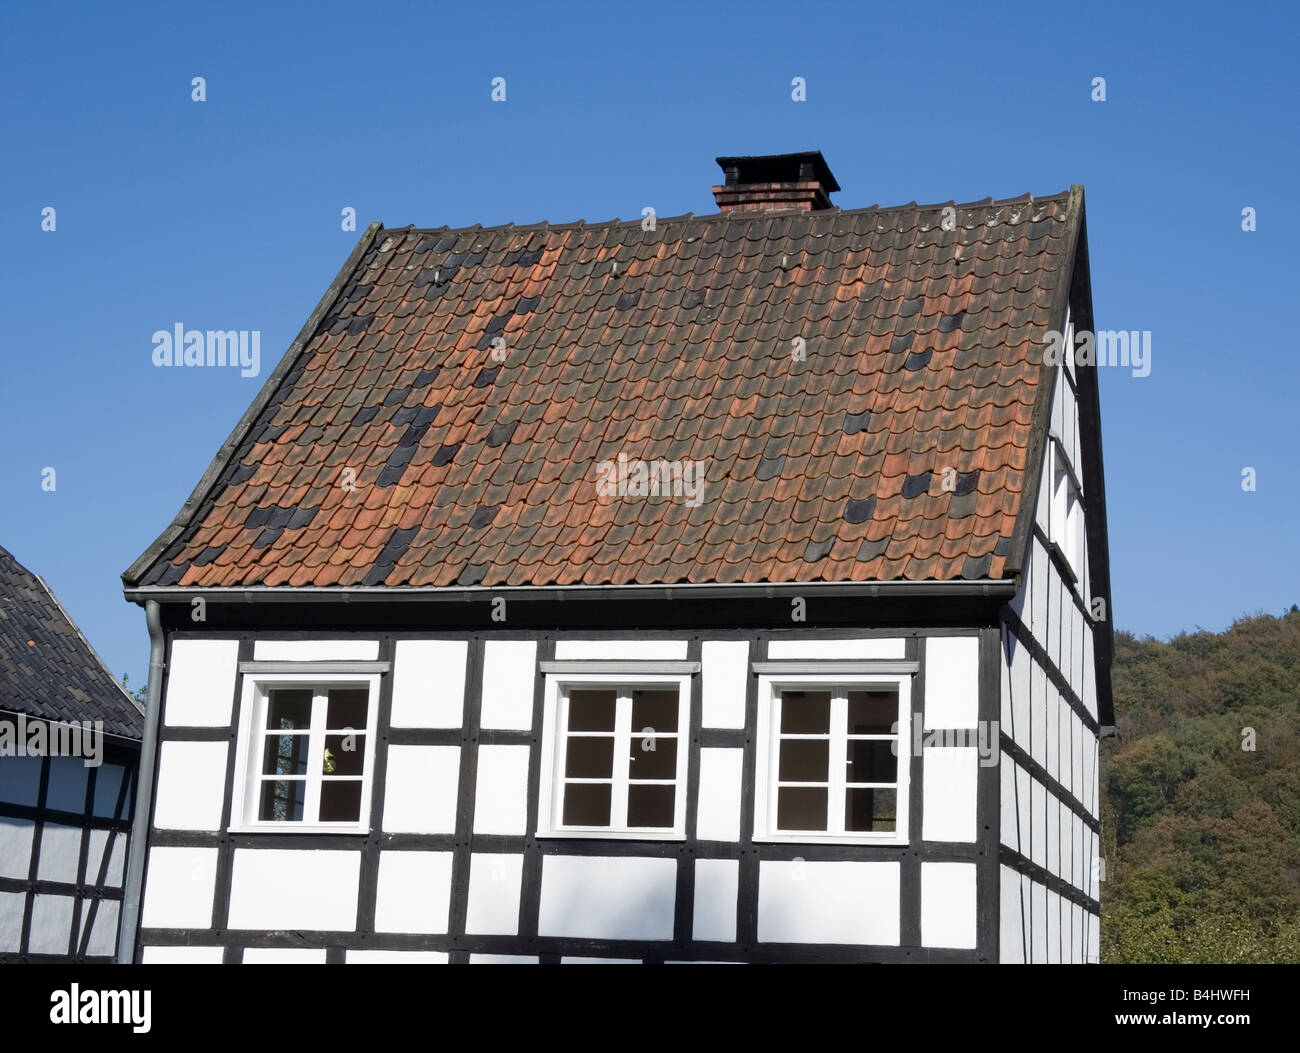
top-left (714, 151), bottom-right (841, 192)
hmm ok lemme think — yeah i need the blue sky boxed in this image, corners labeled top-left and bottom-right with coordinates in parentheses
top-left (1, 0), bottom-right (1296, 687)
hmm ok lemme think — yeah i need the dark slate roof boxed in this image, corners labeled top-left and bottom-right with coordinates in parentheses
top-left (126, 188), bottom-right (1082, 591)
top-left (1, 545), bottom-right (143, 739)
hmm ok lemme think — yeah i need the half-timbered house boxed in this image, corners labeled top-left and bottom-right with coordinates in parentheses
top-left (1, 544), bottom-right (142, 962)
top-left (120, 152), bottom-right (1114, 964)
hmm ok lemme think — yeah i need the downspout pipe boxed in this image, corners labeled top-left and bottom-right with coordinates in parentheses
top-left (117, 599), bottom-right (165, 964)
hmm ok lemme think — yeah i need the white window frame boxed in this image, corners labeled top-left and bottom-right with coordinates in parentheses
top-left (229, 672), bottom-right (381, 834)
top-left (754, 673), bottom-right (911, 845)
top-left (537, 672), bottom-right (691, 841)
top-left (1049, 441), bottom-right (1085, 581)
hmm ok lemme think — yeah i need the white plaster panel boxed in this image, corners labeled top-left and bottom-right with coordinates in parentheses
top-left (561, 956), bottom-right (639, 963)
top-left (0, 891), bottom-right (24, 951)
top-left (82, 899), bottom-right (120, 957)
top-left (465, 853), bottom-right (524, 936)
top-left (165, 639), bottom-right (240, 727)
top-left (1016, 763), bottom-right (1032, 861)
top-left (374, 851), bottom-right (452, 935)
top-left (922, 747), bottom-right (978, 843)
top-left (921, 862), bottom-right (977, 949)
top-left (553, 639), bottom-right (688, 660)
top-left (86, 829), bottom-right (127, 887)
top-left (999, 754), bottom-right (1018, 851)
top-left (998, 865), bottom-right (1026, 964)
top-left (37, 823), bottom-right (81, 883)
top-left (0, 756), bottom-right (42, 806)
top-left (1074, 611), bottom-right (1087, 699)
top-left (757, 860), bottom-right (899, 946)
top-left (228, 849), bottom-right (359, 931)
top-left (382, 745), bottom-right (459, 834)
top-left (1059, 698), bottom-right (1073, 794)
top-left (45, 756), bottom-right (89, 813)
top-left (1047, 796), bottom-right (1061, 877)
top-left (1086, 909), bottom-right (1100, 963)
top-left (538, 856), bottom-right (676, 941)
top-left (1008, 634), bottom-right (1030, 750)
top-left (480, 640), bottom-right (537, 730)
top-left (766, 637), bottom-right (905, 659)
top-left (390, 639), bottom-right (467, 728)
top-left (0, 818), bottom-right (34, 879)
top-left (1048, 564), bottom-right (1063, 674)
top-left (1045, 684), bottom-right (1059, 780)
top-left (696, 748), bottom-right (743, 841)
top-left (141, 945), bottom-right (224, 963)
top-left (28, 895), bottom-right (74, 954)
top-left (924, 636), bottom-right (980, 729)
top-left (701, 639), bottom-right (749, 729)
top-left (1030, 778), bottom-right (1046, 868)
top-left (1072, 901), bottom-right (1083, 963)
top-left (1031, 880), bottom-right (1048, 963)
top-left (243, 948), bottom-right (328, 963)
top-left (469, 954), bottom-right (538, 963)
top-left (153, 740), bottom-right (228, 830)
top-left (252, 639), bottom-right (378, 661)
top-left (1072, 711), bottom-right (1085, 803)
top-left (1030, 661), bottom-right (1046, 767)
top-left (1084, 627), bottom-right (1097, 720)
top-left (142, 847), bottom-right (217, 929)
top-left (1030, 540), bottom-right (1049, 644)
top-left (1047, 889), bottom-right (1061, 963)
top-left (693, 858), bottom-right (739, 943)
top-left (473, 745), bottom-right (530, 835)
top-left (347, 950), bottom-right (449, 963)
top-left (1073, 812), bottom-right (1084, 890)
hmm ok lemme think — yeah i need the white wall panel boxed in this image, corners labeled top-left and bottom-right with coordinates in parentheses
top-left (142, 847), bottom-right (217, 929)
top-left (538, 856), bottom-right (676, 941)
top-left (1045, 684), bottom-right (1059, 780)
top-left (465, 853), bottom-right (524, 936)
top-left (0, 818), bottom-right (34, 879)
top-left (1007, 633), bottom-right (1030, 751)
top-left (228, 849), bottom-right (359, 931)
top-left (374, 851), bottom-right (452, 935)
top-left (390, 639), bottom-right (467, 728)
top-left (469, 954), bottom-right (538, 963)
top-left (85, 829), bottom-right (127, 887)
top-left (693, 858), bottom-right (739, 943)
top-left (1031, 880), bottom-right (1048, 963)
top-left (382, 745), bottom-right (459, 834)
top-left (922, 747), bottom-right (978, 843)
top-left (37, 823), bottom-right (81, 884)
top-left (998, 865), bottom-right (1026, 964)
top-left (1047, 795), bottom-right (1060, 877)
top-left (1030, 662), bottom-right (1046, 767)
top-left (165, 639), bottom-right (239, 726)
top-left (553, 639), bottom-right (688, 660)
top-left (253, 640), bottom-right (378, 661)
top-left (480, 640), bottom-right (537, 730)
top-left (921, 862), bottom-right (977, 949)
top-left (701, 640), bottom-right (749, 729)
top-left (243, 948), bottom-right (327, 963)
top-left (0, 891), bottom-right (23, 951)
top-left (141, 945), bottom-right (224, 963)
top-left (347, 950), bottom-right (448, 963)
top-left (473, 745), bottom-right (530, 835)
top-left (153, 740), bottom-right (228, 830)
top-left (999, 754), bottom-right (1018, 851)
top-left (767, 637), bottom-right (905, 659)
top-left (80, 899), bottom-right (120, 957)
top-left (924, 636), bottom-right (980, 729)
top-left (27, 894), bottom-right (74, 954)
top-left (696, 748), bottom-right (743, 841)
top-left (1047, 889), bottom-right (1061, 963)
top-left (757, 861), bottom-right (899, 946)
top-left (1030, 778), bottom-right (1046, 868)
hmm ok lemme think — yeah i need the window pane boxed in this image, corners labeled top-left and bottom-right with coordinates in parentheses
top-left (631, 689), bottom-right (678, 733)
top-left (266, 689), bottom-right (312, 731)
top-left (326, 688), bottom-right (369, 730)
top-left (629, 736), bottom-right (676, 780)
top-left (778, 738), bottom-right (828, 782)
top-left (324, 733), bottom-right (365, 776)
top-left (846, 787), bottom-right (897, 832)
top-left (627, 784), bottom-right (675, 828)
top-left (567, 690), bottom-right (616, 732)
top-left (780, 691), bottom-right (831, 734)
top-left (262, 732), bottom-right (309, 776)
top-left (846, 739), bottom-right (897, 783)
top-left (319, 780), bottom-right (363, 823)
top-left (562, 782), bottom-right (611, 826)
top-left (847, 690), bottom-right (897, 735)
top-left (777, 786), bottom-right (827, 831)
top-left (565, 736), bottom-right (614, 778)
top-left (259, 778), bottom-right (305, 821)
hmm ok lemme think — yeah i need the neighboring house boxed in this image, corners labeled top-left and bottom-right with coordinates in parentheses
top-left (0, 544), bottom-right (142, 962)
top-left (120, 151), bottom-right (1114, 964)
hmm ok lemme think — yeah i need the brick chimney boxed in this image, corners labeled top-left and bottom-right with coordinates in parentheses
top-left (713, 151), bottom-right (840, 214)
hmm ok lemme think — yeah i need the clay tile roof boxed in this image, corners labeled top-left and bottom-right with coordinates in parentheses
top-left (2, 545), bottom-right (144, 739)
top-left (125, 186), bottom-right (1083, 591)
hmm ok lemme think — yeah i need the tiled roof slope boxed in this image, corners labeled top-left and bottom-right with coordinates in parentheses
top-left (2, 546), bottom-right (143, 739)
top-left (128, 191), bottom-right (1079, 590)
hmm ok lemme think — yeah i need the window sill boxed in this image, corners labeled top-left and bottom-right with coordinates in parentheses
top-left (752, 832), bottom-right (910, 847)
top-left (535, 829), bottom-right (687, 842)
top-left (227, 824), bottom-right (372, 836)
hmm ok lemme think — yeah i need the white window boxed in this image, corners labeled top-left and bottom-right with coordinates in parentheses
top-left (755, 675), bottom-right (911, 844)
top-left (230, 673), bottom-right (380, 832)
top-left (1050, 441), bottom-right (1085, 580)
top-left (538, 674), bottom-right (691, 839)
